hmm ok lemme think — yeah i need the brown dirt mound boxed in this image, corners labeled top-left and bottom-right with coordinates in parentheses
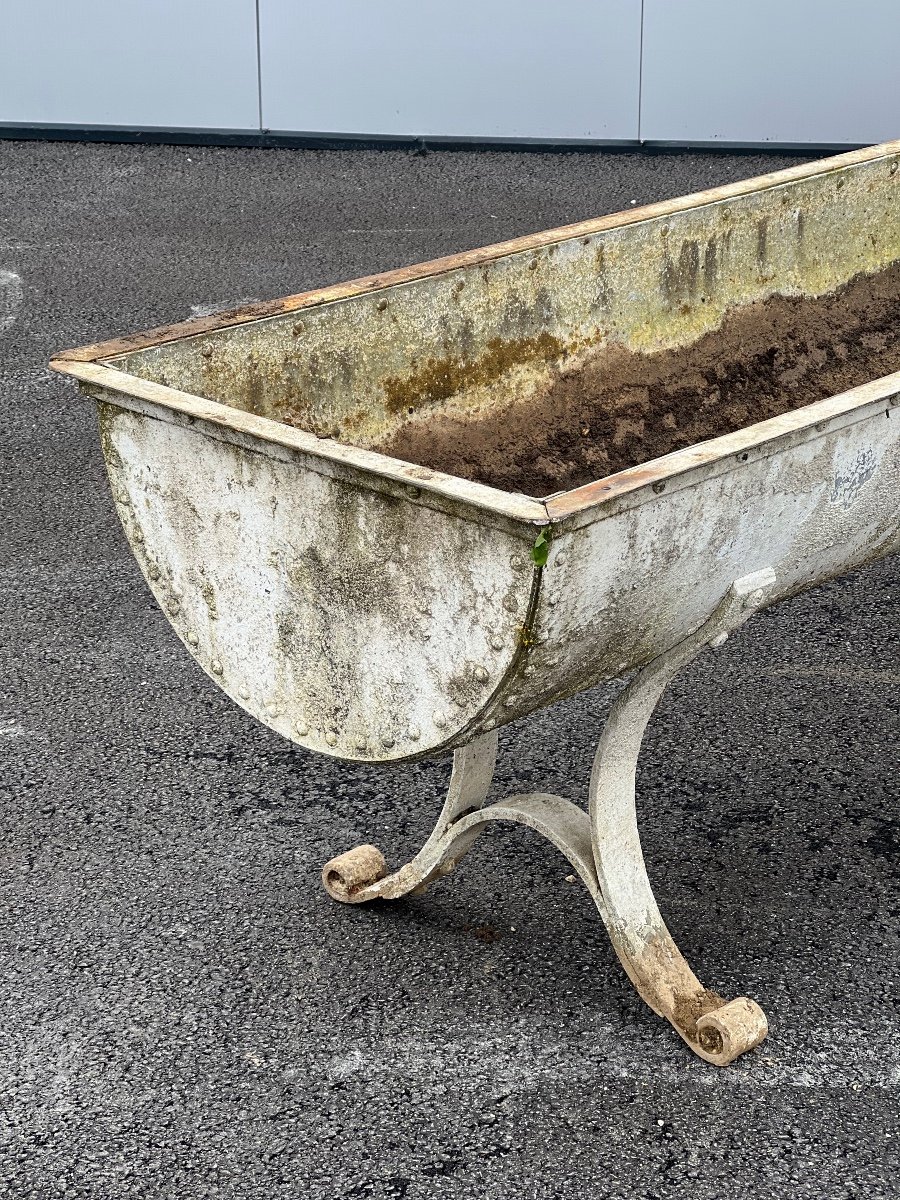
top-left (374, 261), bottom-right (900, 497)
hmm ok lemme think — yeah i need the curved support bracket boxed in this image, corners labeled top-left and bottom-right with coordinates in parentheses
top-left (588, 567), bottom-right (776, 1064)
top-left (322, 731), bottom-right (499, 903)
top-left (322, 569), bottom-right (777, 1066)
top-left (324, 790), bottom-right (599, 904)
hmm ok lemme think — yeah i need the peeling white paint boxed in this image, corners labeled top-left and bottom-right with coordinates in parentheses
top-left (101, 404), bottom-right (530, 764)
top-left (831, 446), bottom-right (879, 509)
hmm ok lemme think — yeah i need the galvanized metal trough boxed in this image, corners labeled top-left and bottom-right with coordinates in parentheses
top-left (52, 141), bottom-right (900, 1065)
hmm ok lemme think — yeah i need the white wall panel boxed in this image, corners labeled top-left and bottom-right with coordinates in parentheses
top-left (259, 1), bottom-right (642, 140)
top-left (641, 0), bottom-right (900, 145)
top-left (0, 1), bottom-right (259, 130)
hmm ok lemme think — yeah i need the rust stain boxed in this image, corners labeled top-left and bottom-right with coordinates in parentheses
top-left (629, 929), bottom-right (726, 1043)
top-left (381, 332), bottom-right (566, 416)
top-left (756, 218), bottom-right (769, 270)
top-left (663, 239), bottom-right (701, 304)
top-left (670, 986), bottom-right (726, 1037)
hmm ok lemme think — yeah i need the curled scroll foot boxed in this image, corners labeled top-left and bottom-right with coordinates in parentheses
top-left (589, 568), bottom-right (777, 1065)
top-left (322, 844), bottom-right (388, 903)
top-left (321, 732), bottom-right (499, 905)
top-left (694, 997), bottom-right (768, 1066)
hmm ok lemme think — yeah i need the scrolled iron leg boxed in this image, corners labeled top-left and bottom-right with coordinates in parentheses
top-left (321, 569), bottom-right (776, 1066)
top-left (588, 568), bottom-right (776, 1064)
top-left (322, 725), bottom-right (599, 906)
top-left (322, 730), bottom-right (499, 903)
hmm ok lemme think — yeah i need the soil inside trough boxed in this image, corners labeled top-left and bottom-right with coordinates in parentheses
top-left (373, 261), bottom-right (900, 498)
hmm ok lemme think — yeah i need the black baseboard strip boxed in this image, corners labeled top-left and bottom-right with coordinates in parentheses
top-left (0, 122), bottom-right (864, 156)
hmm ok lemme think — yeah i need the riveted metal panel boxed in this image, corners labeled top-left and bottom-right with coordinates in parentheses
top-left (488, 391), bottom-right (900, 725)
top-left (98, 402), bottom-right (537, 763)
top-left (51, 143), bottom-right (900, 762)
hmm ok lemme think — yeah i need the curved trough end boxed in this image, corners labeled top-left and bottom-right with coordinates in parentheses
top-left (96, 397), bottom-right (543, 763)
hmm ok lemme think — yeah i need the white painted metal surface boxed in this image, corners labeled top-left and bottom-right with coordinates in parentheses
top-left (97, 398), bottom-right (535, 763)
top-left (0, 1), bottom-right (259, 130)
top-left (258, 0), bottom-right (642, 140)
top-left (641, 0), bottom-right (900, 145)
top-left (51, 141), bottom-right (900, 760)
top-left (504, 384), bottom-right (900, 723)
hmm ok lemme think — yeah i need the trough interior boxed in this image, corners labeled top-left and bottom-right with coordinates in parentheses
top-left (113, 260), bottom-right (900, 499)
top-left (107, 158), bottom-right (900, 500)
top-left (374, 262), bottom-right (900, 496)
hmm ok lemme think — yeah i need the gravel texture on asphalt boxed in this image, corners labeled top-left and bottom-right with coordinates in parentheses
top-left (0, 138), bottom-right (897, 1199)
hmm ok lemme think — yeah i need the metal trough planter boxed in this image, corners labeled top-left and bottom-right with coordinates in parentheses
top-left (52, 141), bottom-right (900, 1065)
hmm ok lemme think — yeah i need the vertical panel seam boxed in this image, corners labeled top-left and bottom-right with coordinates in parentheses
top-left (637, 0), bottom-right (645, 142)
top-left (255, 0), bottom-right (264, 131)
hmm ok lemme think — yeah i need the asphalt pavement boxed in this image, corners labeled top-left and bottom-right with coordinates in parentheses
top-left (0, 138), bottom-right (898, 1199)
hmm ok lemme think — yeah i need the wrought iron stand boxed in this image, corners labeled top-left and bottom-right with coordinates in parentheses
top-left (323, 570), bottom-right (776, 1065)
